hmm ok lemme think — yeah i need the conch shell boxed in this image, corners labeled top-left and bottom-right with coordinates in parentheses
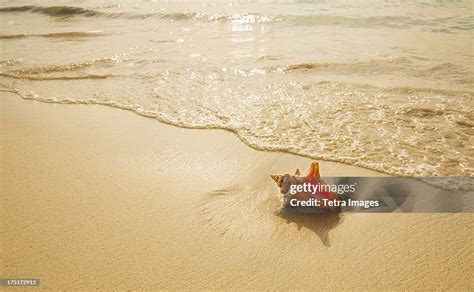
top-left (271, 161), bottom-right (320, 187)
top-left (271, 161), bottom-right (341, 211)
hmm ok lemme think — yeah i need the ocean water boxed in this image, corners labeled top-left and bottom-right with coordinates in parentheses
top-left (1, 0), bottom-right (473, 181)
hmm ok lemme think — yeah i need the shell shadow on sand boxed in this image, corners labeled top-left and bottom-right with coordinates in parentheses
top-left (198, 182), bottom-right (343, 247)
top-left (275, 210), bottom-right (343, 247)
top-left (197, 161), bottom-right (345, 247)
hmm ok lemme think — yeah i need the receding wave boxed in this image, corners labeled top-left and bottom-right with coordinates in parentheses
top-left (9, 58), bottom-right (114, 74)
top-left (0, 5), bottom-right (272, 22)
top-left (286, 14), bottom-right (474, 31)
top-left (4, 58), bottom-right (473, 93)
top-left (0, 5), bottom-right (151, 19)
top-left (0, 31), bottom-right (107, 40)
top-left (0, 5), bottom-right (100, 17)
top-left (274, 60), bottom-right (474, 89)
top-left (1, 5), bottom-right (471, 32)
top-left (0, 73), bottom-right (115, 81)
top-left (283, 59), bottom-right (470, 74)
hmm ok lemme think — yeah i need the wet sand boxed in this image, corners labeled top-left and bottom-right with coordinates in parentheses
top-left (1, 93), bottom-right (472, 290)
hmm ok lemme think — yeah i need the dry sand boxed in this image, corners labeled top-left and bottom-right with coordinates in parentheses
top-left (1, 92), bottom-right (473, 290)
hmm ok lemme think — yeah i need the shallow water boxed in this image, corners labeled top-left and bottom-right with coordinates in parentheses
top-left (1, 0), bottom-right (473, 182)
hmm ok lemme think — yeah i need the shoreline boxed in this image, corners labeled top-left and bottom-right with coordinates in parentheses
top-left (6, 90), bottom-right (470, 192)
top-left (1, 92), bottom-right (472, 290)
top-left (3, 88), bottom-right (391, 177)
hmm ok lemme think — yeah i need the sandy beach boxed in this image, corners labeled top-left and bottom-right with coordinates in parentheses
top-left (1, 92), bottom-right (472, 290)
